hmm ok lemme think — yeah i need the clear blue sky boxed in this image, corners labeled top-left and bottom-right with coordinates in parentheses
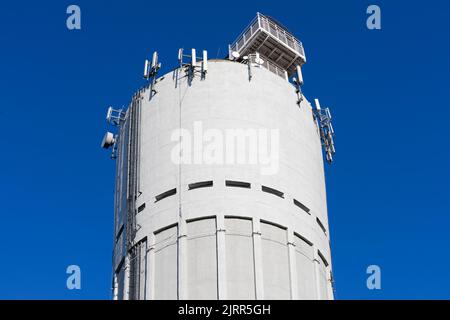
top-left (0, 0), bottom-right (449, 299)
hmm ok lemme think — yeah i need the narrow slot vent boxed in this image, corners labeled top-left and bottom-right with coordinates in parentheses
top-left (293, 199), bottom-right (310, 214)
top-left (115, 224), bottom-right (124, 242)
top-left (155, 188), bottom-right (177, 202)
top-left (316, 217), bottom-right (327, 235)
top-left (317, 249), bottom-right (329, 267)
top-left (261, 185), bottom-right (284, 198)
top-left (225, 180), bottom-right (251, 188)
top-left (294, 232), bottom-right (313, 246)
top-left (188, 181), bottom-right (213, 190)
top-left (137, 203), bottom-right (146, 213)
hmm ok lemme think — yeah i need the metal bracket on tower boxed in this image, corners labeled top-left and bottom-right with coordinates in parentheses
top-left (102, 106), bottom-right (126, 159)
top-left (106, 106), bottom-right (126, 126)
top-left (237, 54), bottom-right (252, 81)
top-left (110, 135), bottom-right (119, 159)
top-left (235, 52), bottom-right (263, 81)
top-left (178, 48), bottom-right (208, 83)
top-left (250, 52), bottom-right (265, 81)
top-left (143, 51), bottom-right (161, 98)
top-left (313, 98), bottom-right (336, 164)
top-left (330, 271), bottom-right (336, 295)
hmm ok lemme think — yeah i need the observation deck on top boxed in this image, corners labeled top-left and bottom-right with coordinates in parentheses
top-left (229, 12), bottom-right (306, 77)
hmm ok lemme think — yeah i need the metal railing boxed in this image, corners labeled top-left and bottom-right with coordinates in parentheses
top-left (230, 12), bottom-right (305, 58)
top-left (249, 53), bottom-right (287, 80)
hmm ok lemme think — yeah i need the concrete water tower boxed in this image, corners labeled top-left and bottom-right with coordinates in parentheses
top-left (103, 12), bottom-right (336, 300)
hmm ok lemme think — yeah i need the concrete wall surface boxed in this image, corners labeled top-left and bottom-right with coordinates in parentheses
top-left (111, 60), bottom-right (334, 300)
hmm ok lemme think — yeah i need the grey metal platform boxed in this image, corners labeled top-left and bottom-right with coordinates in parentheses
top-left (229, 12), bottom-right (306, 76)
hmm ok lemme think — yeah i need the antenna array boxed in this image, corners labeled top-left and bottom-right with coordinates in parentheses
top-left (314, 99), bottom-right (336, 164)
top-left (103, 106), bottom-right (126, 159)
top-left (106, 106), bottom-right (126, 126)
top-left (293, 65), bottom-right (304, 104)
top-left (143, 51), bottom-right (161, 98)
top-left (178, 48), bottom-right (208, 81)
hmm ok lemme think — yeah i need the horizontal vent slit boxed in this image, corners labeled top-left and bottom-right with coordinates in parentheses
top-left (225, 180), bottom-right (251, 188)
top-left (261, 185), bottom-right (284, 198)
top-left (294, 232), bottom-right (313, 246)
top-left (293, 199), bottom-right (310, 214)
top-left (155, 188), bottom-right (177, 202)
top-left (188, 181), bottom-right (213, 190)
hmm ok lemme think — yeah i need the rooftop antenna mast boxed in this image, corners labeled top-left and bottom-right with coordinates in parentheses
top-left (314, 98), bottom-right (336, 163)
top-left (143, 51), bottom-right (161, 98)
top-left (293, 65), bottom-right (304, 104)
top-left (178, 48), bottom-right (208, 82)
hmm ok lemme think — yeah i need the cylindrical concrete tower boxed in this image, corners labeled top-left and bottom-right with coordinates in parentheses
top-left (105, 13), bottom-right (335, 300)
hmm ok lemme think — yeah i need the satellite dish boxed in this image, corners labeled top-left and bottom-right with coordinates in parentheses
top-left (255, 57), bottom-right (264, 65)
top-left (101, 132), bottom-right (115, 149)
top-left (106, 106), bottom-right (113, 122)
top-left (231, 51), bottom-right (240, 59)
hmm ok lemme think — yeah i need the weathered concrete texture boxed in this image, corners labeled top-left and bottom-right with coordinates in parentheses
top-left (112, 60), bottom-right (334, 300)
